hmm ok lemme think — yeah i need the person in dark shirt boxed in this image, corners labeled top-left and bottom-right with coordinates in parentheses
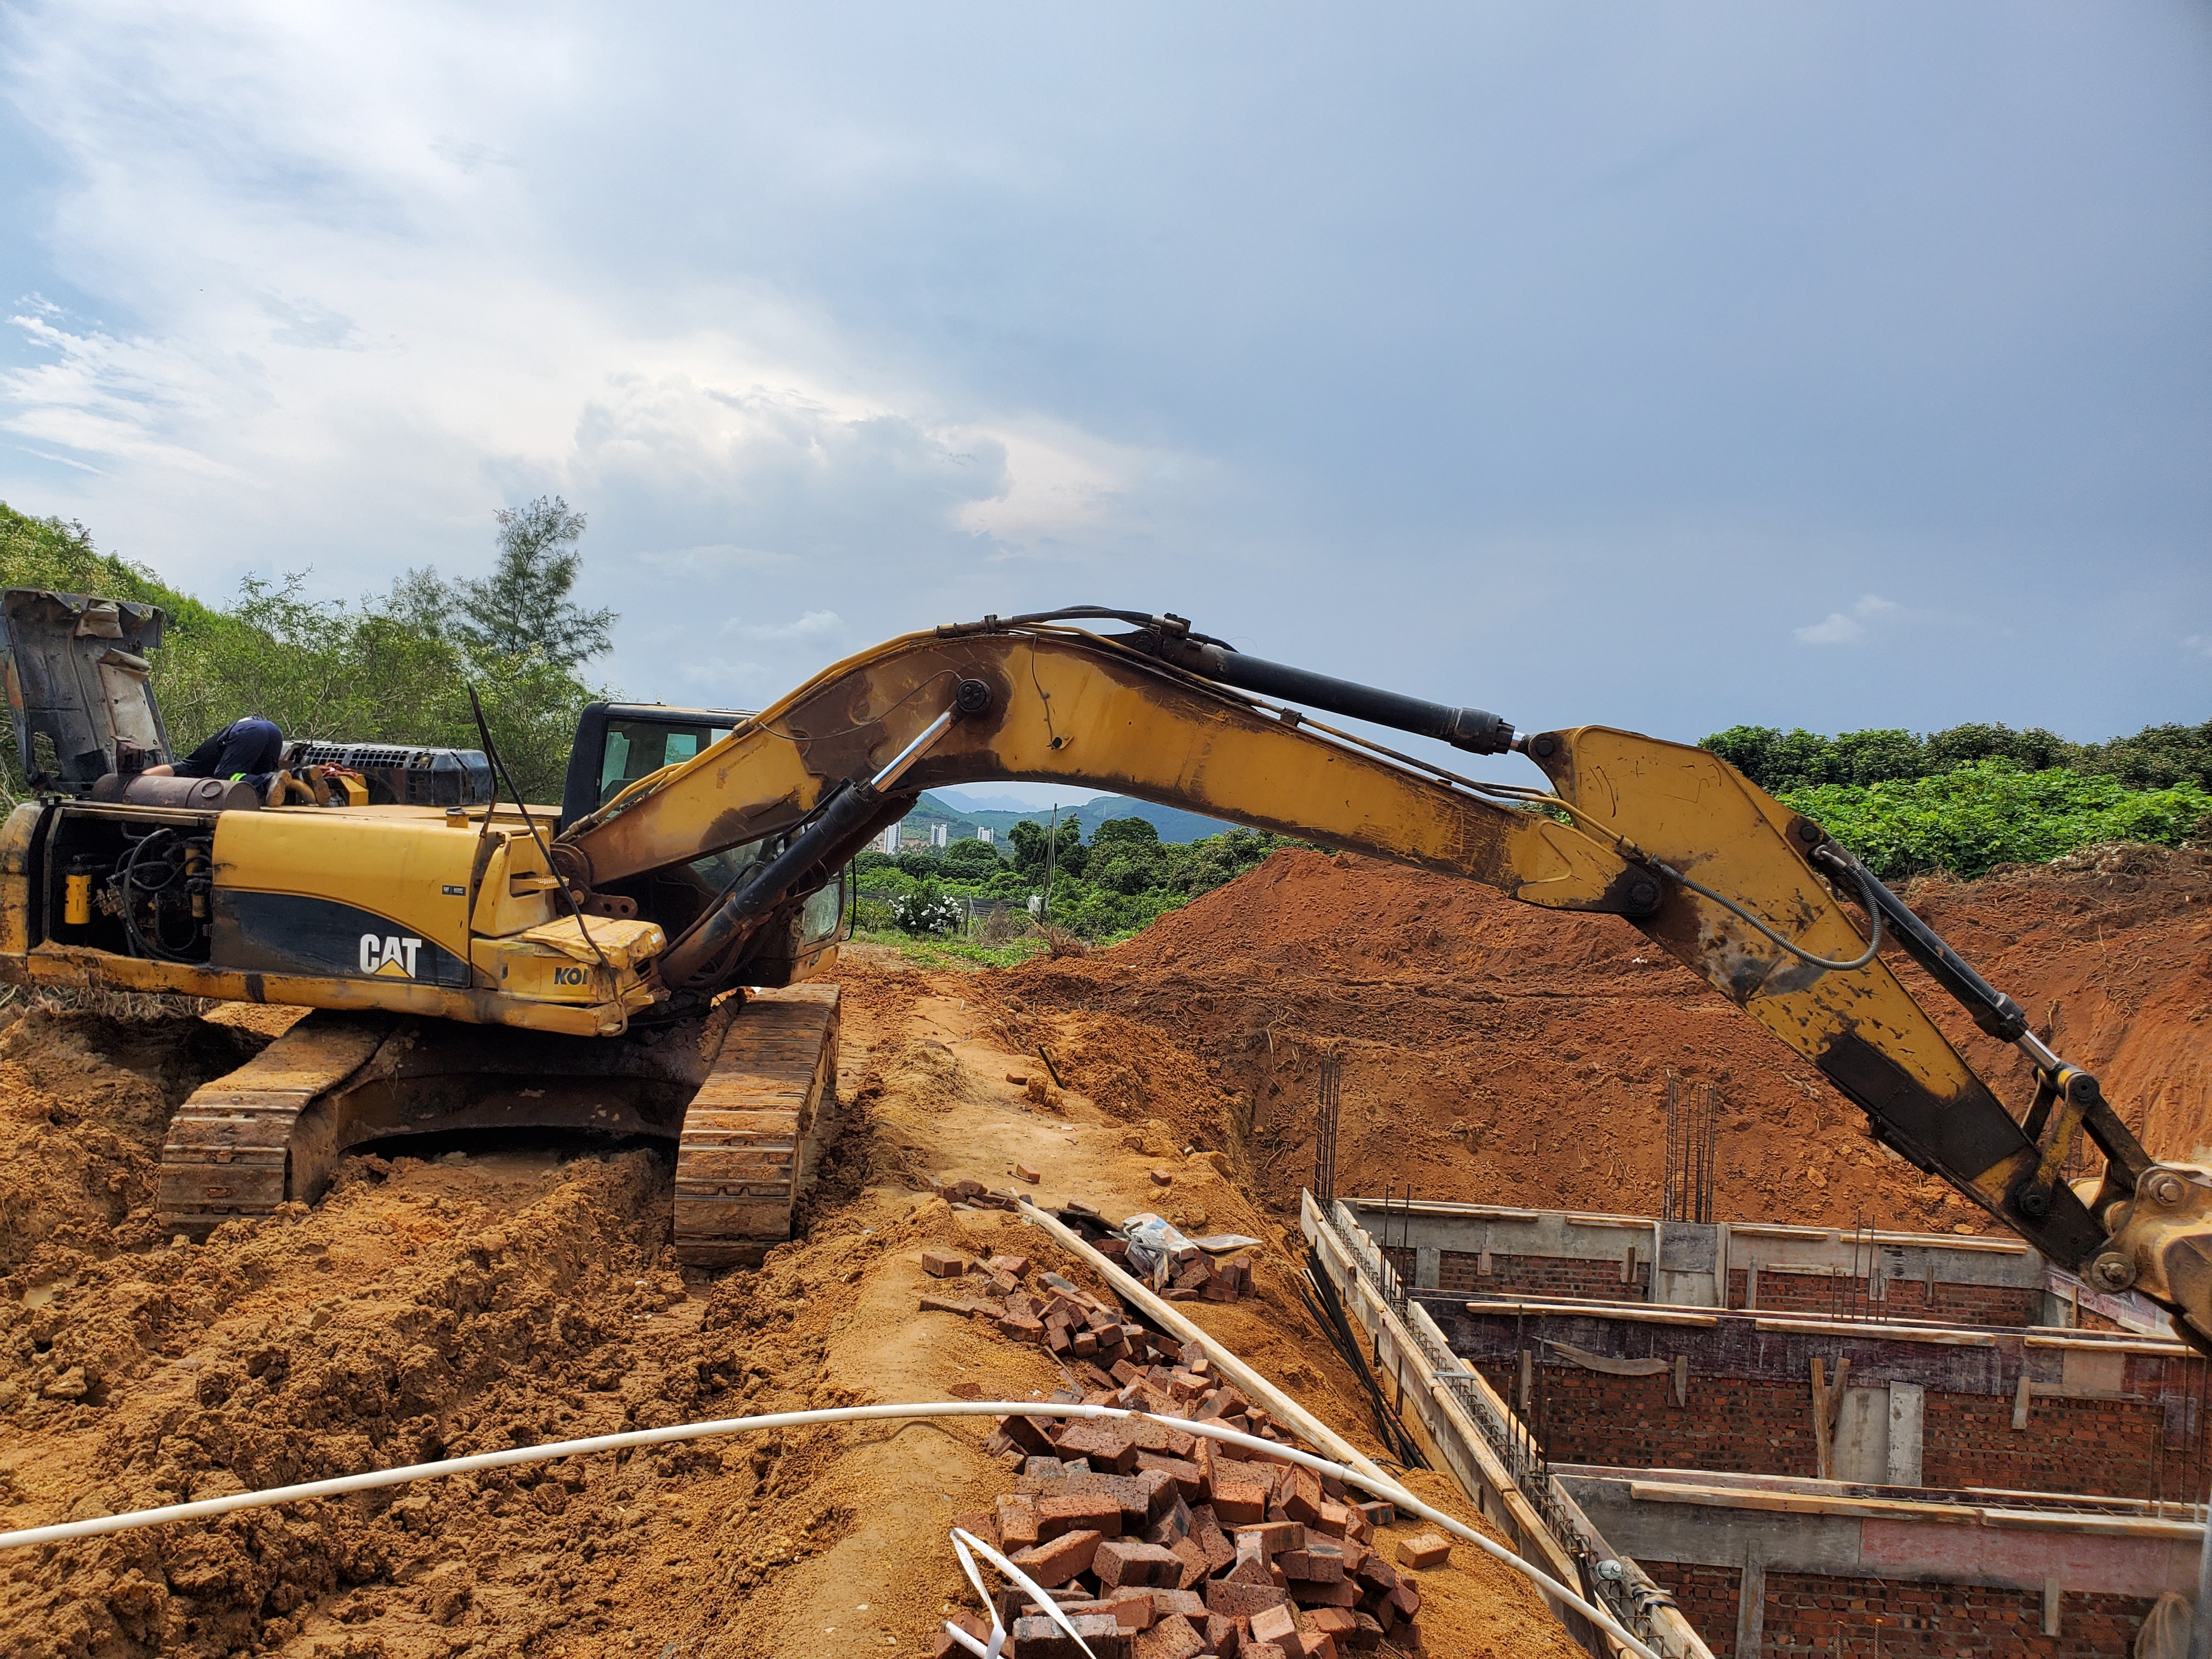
top-left (145, 716), bottom-right (285, 783)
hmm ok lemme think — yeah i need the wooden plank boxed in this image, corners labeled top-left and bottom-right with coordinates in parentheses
top-left (1811, 1359), bottom-right (1832, 1482)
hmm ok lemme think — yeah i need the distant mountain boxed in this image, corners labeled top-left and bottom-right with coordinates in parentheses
top-left (904, 792), bottom-right (1235, 845)
top-left (929, 787), bottom-right (1088, 815)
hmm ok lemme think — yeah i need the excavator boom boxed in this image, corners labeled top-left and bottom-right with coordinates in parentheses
top-left (549, 611), bottom-right (2208, 1341)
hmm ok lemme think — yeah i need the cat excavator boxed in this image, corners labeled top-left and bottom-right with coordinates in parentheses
top-left (2, 590), bottom-right (2205, 1347)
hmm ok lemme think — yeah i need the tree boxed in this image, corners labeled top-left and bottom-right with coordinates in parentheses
top-left (944, 836), bottom-right (1004, 872)
top-left (1009, 815), bottom-right (1085, 879)
top-left (453, 496), bottom-right (616, 669)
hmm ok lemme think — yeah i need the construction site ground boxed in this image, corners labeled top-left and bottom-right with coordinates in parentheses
top-left (0, 839), bottom-right (2204, 1657)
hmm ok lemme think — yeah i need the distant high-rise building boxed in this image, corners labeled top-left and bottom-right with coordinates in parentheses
top-left (976, 826), bottom-right (993, 844)
top-left (878, 824), bottom-right (900, 855)
top-left (931, 822), bottom-right (949, 848)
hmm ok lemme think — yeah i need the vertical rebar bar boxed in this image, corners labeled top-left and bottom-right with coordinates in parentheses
top-left (1314, 1052), bottom-right (1341, 1207)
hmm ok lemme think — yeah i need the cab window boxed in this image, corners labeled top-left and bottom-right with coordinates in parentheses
top-left (596, 719), bottom-right (723, 808)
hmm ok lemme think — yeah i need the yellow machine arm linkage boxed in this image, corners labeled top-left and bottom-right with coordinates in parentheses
top-left (556, 612), bottom-right (2210, 1346)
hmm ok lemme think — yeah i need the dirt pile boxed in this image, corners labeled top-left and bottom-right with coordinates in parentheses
top-left (0, 1007), bottom-right (268, 1273)
top-left (0, 979), bottom-right (1571, 1657)
top-left (967, 844), bottom-right (2212, 1233)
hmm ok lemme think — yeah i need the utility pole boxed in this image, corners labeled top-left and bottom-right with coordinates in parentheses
top-left (1042, 804), bottom-right (1058, 922)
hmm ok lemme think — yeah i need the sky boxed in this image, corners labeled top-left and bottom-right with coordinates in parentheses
top-left (1, 3), bottom-right (2207, 808)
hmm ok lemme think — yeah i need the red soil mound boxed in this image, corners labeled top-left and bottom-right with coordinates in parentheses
top-left (971, 844), bottom-right (2212, 1233)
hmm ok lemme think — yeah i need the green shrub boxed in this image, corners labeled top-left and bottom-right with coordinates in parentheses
top-left (1780, 761), bottom-right (2212, 881)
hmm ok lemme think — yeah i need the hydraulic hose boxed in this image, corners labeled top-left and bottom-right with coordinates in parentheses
top-left (0, 1400), bottom-right (1660, 1659)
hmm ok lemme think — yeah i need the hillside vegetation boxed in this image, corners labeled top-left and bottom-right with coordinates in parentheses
top-left (1702, 720), bottom-right (2212, 879)
top-left (0, 501), bottom-right (602, 803)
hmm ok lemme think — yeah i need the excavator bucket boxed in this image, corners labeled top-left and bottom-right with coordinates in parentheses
top-left (157, 986), bottom-right (839, 1267)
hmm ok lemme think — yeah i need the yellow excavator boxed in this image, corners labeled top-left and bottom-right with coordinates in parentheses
top-left (2, 590), bottom-right (2204, 1345)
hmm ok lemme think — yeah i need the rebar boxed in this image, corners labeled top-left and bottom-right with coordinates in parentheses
top-left (1314, 1052), bottom-right (1342, 1205)
top-left (1662, 1072), bottom-right (1718, 1224)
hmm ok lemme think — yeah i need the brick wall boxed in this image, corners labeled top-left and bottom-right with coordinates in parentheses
top-left (1482, 1362), bottom-right (1818, 1477)
top-left (1642, 1560), bottom-right (1739, 1658)
top-left (1731, 1268), bottom-right (2044, 1328)
top-left (1385, 1245), bottom-right (1651, 1299)
top-left (1451, 1250), bottom-right (1648, 1299)
top-left (1487, 1358), bottom-right (2193, 1497)
top-left (1922, 1391), bottom-right (2175, 1499)
top-left (1759, 1572), bottom-right (2152, 1657)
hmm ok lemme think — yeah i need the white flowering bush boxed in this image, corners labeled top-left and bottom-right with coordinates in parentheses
top-left (890, 883), bottom-right (963, 935)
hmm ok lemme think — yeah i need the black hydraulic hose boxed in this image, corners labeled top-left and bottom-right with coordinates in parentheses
top-left (934, 608), bottom-right (1514, 754)
top-left (1809, 843), bottom-right (2027, 1040)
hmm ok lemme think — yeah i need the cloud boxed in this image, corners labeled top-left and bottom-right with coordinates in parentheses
top-left (719, 609), bottom-right (847, 645)
top-left (1795, 593), bottom-right (1901, 647)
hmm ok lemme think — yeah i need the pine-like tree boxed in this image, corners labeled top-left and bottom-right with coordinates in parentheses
top-left (454, 496), bottom-right (616, 669)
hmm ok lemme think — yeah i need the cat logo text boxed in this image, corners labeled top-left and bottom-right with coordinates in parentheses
top-left (359, 934), bottom-right (424, 977)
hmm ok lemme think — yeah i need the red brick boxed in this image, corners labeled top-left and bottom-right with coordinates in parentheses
top-left (1244, 1647), bottom-right (1288, 1659)
top-left (1395, 1532), bottom-right (1449, 1570)
top-left (1168, 1532), bottom-right (1209, 1589)
top-left (1012, 1528), bottom-right (1103, 1587)
top-left (1206, 1579), bottom-right (1290, 1619)
top-left (1291, 1578), bottom-right (1357, 1608)
top-left (951, 1509), bottom-right (998, 1550)
top-left (934, 1612), bottom-right (989, 1657)
top-left (1249, 1604), bottom-right (1302, 1650)
top-left (1012, 1612), bottom-right (1126, 1658)
top-left (1211, 1476), bottom-right (1271, 1525)
top-left (1128, 1418), bottom-right (1200, 1458)
top-left (1235, 1520), bottom-right (1304, 1554)
top-left (1190, 1504), bottom-right (1236, 1572)
top-left (1068, 1471), bottom-right (1158, 1531)
top-left (1305, 1607), bottom-right (1357, 1639)
top-left (997, 1413), bottom-right (1058, 1457)
top-left (996, 1494), bottom-right (1040, 1549)
top-left (1106, 1590), bottom-right (1159, 1632)
top-left (920, 1247), bottom-right (967, 1277)
top-left (1095, 1539), bottom-right (1185, 1590)
top-left (1131, 1612), bottom-right (1205, 1659)
top-left (1039, 1492), bottom-right (1123, 1542)
top-left (1054, 1421), bottom-right (1141, 1475)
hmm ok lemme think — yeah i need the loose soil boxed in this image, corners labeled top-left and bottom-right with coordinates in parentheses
top-left (966, 844), bottom-right (2212, 1234)
top-left (0, 839), bottom-right (2200, 1657)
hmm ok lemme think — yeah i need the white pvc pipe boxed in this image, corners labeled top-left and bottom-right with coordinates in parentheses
top-left (0, 1401), bottom-right (1658, 1659)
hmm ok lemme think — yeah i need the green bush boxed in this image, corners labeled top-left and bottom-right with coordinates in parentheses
top-left (1779, 761), bottom-right (2212, 881)
top-left (0, 501), bottom-right (608, 804)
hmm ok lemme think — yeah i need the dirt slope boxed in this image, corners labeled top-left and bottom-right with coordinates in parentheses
top-left (968, 844), bottom-right (2212, 1234)
top-left (0, 989), bottom-right (1570, 1658)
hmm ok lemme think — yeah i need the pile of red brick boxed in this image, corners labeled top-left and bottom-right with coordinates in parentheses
top-left (921, 1250), bottom-right (1259, 1386)
top-left (918, 1255), bottom-right (1436, 1657)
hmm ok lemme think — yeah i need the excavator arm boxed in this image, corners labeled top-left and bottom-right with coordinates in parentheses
top-left (555, 611), bottom-right (2212, 1345)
